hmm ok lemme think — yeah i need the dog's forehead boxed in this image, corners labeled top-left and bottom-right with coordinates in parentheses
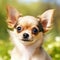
top-left (18, 16), bottom-right (38, 26)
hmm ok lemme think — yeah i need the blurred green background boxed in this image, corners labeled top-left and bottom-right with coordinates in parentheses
top-left (0, 0), bottom-right (60, 60)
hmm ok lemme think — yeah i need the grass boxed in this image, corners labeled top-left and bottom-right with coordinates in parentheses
top-left (0, 40), bottom-right (13, 60)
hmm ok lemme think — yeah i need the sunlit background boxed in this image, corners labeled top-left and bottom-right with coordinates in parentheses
top-left (0, 0), bottom-right (60, 60)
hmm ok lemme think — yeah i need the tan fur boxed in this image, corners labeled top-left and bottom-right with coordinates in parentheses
top-left (6, 5), bottom-right (54, 60)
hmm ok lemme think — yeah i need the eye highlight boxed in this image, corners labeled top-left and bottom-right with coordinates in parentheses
top-left (32, 27), bottom-right (39, 35)
top-left (16, 26), bottom-right (22, 33)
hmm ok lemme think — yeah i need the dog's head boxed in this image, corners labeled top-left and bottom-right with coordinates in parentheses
top-left (7, 6), bottom-right (54, 46)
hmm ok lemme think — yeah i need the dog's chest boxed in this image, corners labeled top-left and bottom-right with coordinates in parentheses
top-left (11, 48), bottom-right (45, 60)
top-left (11, 52), bottom-right (45, 60)
top-left (11, 49), bottom-right (33, 60)
top-left (11, 47), bottom-right (35, 60)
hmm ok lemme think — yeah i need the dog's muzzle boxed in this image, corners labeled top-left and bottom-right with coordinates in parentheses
top-left (22, 33), bottom-right (30, 41)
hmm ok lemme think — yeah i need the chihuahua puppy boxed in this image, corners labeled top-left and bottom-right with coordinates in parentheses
top-left (6, 6), bottom-right (54, 60)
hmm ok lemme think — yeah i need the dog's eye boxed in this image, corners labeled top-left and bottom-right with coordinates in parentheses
top-left (32, 27), bottom-right (39, 35)
top-left (17, 26), bottom-right (22, 33)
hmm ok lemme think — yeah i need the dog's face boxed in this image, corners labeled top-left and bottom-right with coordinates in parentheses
top-left (13, 16), bottom-right (44, 45)
top-left (7, 6), bottom-right (54, 46)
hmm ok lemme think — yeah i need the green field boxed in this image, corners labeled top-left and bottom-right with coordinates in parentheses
top-left (0, 0), bottom-right (60, 60)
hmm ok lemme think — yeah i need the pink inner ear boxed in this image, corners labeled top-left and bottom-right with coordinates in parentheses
top-left (9, 8), bottom-right (17, 25)
top-left (42, 20), bottom-right (48, 29)
top-left (10, 14), bottom-right (16, 23)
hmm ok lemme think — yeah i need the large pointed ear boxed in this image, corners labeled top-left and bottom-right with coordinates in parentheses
top-left (37, 9), bottom-right (55, 32)
top-left (6, 5), bottom-right (22, 28)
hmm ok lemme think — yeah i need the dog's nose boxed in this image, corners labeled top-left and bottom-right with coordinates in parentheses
top-left (23, 33), bottom-right (29, 39)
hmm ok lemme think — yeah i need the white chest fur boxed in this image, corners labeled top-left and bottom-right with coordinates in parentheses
top-left (11, 44), bottom-right (38, 60)
top-left (11, 48), bottom-right (32, 60)
top-left (11, 47), bottom-right (48, 60)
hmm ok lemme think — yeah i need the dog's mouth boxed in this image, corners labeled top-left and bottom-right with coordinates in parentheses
top-left (21, 39), bottom-right (33, 42)
top-left (20, 38), bottom-right (38, 46)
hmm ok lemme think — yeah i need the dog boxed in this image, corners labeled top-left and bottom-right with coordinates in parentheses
top-left (6, 5), bottom-right (54, 60)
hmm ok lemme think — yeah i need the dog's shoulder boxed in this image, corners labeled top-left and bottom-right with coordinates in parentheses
top-left (32, 47), bottom-right (52, 60)
top-left (39, 47), bottom-right (52, 60)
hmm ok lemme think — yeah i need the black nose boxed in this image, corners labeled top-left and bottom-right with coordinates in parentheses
top-left (23, 33), bottom-right (29, 39)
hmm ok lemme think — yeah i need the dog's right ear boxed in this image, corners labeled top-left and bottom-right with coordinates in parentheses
top-left (6, 5), bottom-right (22, 28)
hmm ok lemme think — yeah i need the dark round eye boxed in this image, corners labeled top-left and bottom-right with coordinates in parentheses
top-left (32, 27), bottom-right (38, 35)
top-left (17, 26), bottom-right (22, 33)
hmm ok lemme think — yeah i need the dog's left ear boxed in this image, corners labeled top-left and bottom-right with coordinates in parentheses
top-left (38, 9), bottom-right (55, 32)
top-left (6, 5), bottom-right (22, 28)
